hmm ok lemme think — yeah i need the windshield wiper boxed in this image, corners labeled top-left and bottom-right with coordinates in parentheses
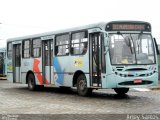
top-left (129, 34), bottom-right (135, 54)
top-left (137, 32), bottom-right (143, 54)
top-left (118, 32), bottom-right (134, 54)
top-left (130, 34), bottom-right (137, 64)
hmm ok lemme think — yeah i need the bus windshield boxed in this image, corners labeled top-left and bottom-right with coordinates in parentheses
top-left (109, 33), bottom-right (155, 65)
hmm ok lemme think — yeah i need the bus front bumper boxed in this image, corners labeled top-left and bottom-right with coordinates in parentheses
top-left (101, 72), bottom-right (158, 89)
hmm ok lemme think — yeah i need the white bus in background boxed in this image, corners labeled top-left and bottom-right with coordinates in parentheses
top-left (0, 48), bottom-right (6, 77)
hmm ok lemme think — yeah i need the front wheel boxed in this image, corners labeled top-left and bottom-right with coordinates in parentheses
top-left (77, 74), bottom-right (92, 96)
top-left (114, 88), bottom-right (129, 95)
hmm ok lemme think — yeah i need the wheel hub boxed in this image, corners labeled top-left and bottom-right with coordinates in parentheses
top-left (79, 79), bottom-right (86, 91)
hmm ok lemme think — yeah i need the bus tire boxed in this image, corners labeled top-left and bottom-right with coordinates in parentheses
top-left (27, 73), bottom-right (36, 91)
top-left (77, 74), bottom-right (92, 96)
top-left (114, 88), bottom-right (129, 95)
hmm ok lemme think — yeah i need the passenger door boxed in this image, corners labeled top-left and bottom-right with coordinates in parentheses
top-left (89, 33), bottom-right (102, 87)
top-left (42, 40), bottom-right (53, 84)
top-left (13, 44), bottom-right (21, 83)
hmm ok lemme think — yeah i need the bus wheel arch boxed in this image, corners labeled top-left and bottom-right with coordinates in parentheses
top-left (26, 71), bottom-right (36, 91)
top-left (26, 71), bottom-right (34, 84)
top-left (73, 70), bottom-right (84, 87)
top-left (73, 71), bottom-right (92, 96)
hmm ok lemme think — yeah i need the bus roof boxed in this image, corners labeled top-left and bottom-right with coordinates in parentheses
top-left (7, 20), bottom-right (151, 42)
top-left (7, 22), bottom-right (106, 42)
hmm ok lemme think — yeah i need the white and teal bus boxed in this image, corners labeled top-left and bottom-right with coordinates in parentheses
top-left (6, 21), bottom-right (159, 96)
top-left (0, 48), bottom-right (7, 77)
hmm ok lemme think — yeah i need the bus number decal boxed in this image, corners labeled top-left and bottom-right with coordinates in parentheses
top-left (74, 58), bottom-right (83, 67)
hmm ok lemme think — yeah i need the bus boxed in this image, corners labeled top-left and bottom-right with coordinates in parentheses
top-left (158, 44), bottom-right (160, 80)
top-left (6, 21), bottom-right (159, 96)
top-left (0, 48), bottom-right (7, 78)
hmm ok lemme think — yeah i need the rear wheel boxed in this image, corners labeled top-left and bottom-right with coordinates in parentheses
top-left (77, 74), bottom-right (92, 96)
top-left (27, 73), bottom-right (37, 91)
top-left (114, 88), bottom-right (129, 95)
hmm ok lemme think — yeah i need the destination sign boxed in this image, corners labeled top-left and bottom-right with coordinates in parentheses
top-left (106, 21), bottom-right (151, 32)
top-left (112, 24), bottom-right (145, 30)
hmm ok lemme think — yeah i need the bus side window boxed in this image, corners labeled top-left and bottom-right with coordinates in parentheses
top-left (81, 42), bottom-right (87, 54)
top-left (32, 38), bottom-right (41, 58)
top-left (22, 39), bottom-right (30, 58)
top-left (71, 31), bottom-right (88, 55)
top-left (55, 34), bottom-right (69, 56)
top-left (55, 46), bottom-right (58, 55)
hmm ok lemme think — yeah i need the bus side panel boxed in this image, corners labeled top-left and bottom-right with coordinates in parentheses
top-left (32, 58), bottom-right (43, 85)
top-left (21, 73), bottom-right (27, 84)
top-left (102, 52), bottom-right (116, 88)
top-left (62, 74), bottom-right (73, 87)
top-left (7, 59), bottom-right (13, 82)
top-left (69, 55), bottom-right (90, 86)
top-left (53, 53), bottom-right (90, 87)
top-left (21, 58), bottom-right (34, 84)
top-left (85, 74), bottom-right (90, 87)
top-left (53, 56), bottom-right (71, 86)
top-left (21, 58), bottom-right (43, 85)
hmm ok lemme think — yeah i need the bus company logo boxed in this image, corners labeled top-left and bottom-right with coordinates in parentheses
top-left (74, 58), bottom-right (83, 67)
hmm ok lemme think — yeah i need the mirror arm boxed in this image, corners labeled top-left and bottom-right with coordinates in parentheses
top-left (153, 38), bottom-right (159, 55)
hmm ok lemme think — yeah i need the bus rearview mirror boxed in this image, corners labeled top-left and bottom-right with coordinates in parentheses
top-left (153, 38), bottom-right (160, 55)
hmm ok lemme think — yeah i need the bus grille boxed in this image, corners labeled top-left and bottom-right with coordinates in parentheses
top-left (115, 71), bottom-right (155, 77)
top-left (118, 80), bottom-right (152, 86)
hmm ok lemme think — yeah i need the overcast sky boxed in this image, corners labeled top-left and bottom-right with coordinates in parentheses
top-left (0, 0), bottom-right (160, 47)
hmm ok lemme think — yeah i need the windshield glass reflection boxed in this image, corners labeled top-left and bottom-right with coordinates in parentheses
top-left (109, 33), bottom-right (155, 64)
